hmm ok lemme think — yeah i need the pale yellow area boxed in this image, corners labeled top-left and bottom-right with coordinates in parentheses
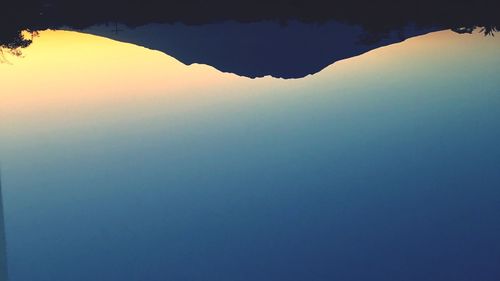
top-left (0, 30), bottom-right (271, 141)
top-left (1, 30), bottom-right (239, 112)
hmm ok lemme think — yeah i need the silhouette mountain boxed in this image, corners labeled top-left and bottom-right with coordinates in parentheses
top-left (82, 22), bottom-right (439, 78)
top-left (1, 0), bottom-right (498, 77)
top-left (2, 0), bottom-right (499, 47)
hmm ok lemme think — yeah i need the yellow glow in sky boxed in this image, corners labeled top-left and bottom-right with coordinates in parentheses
top-left (1, 29), bottom-right (497, 145)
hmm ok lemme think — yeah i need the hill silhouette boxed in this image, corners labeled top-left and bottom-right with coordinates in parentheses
top-left (1, 0), bottom-right (499, 47)
top-left (82, 22), bottom-right (439, 78)
top-left (1, 0), bottom-right (498, 77)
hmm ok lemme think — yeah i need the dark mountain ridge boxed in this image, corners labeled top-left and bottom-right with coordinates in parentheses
top-left (1, 0), bottom-right (498, 49)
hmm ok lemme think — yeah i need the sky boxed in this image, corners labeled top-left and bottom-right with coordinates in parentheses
top-left (1, 29), bottom-right (500, 281)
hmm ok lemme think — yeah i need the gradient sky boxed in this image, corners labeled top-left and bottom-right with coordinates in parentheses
top-left (1, 29), bottom-right (500, 281)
